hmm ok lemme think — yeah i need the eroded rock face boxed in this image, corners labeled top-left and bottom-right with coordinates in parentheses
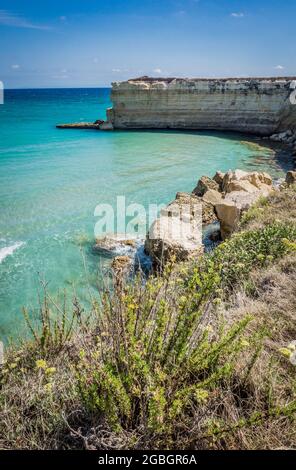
top-left (192, 176), bottom-right (219, 196)
top-left (215, 169), bottom-right (274, 239)
top-left (99, 121), bottom-right (114, 131)
top-left (202, 189), bottom-right (223, 206)
top-left (213, 171), bottom-right (225, 190)
top-left (222, 170), bottom-right (273, 195)
top-left (110, 77), bottom-right (296, 135)
top-left (215, 201), bottom-right (241, 240)
top-left (215, 191), bottom-right (265, 239)
top-left (145, 194), bottom-right (203, 268)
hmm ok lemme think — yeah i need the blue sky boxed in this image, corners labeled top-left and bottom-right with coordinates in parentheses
top-left (0, 0), bottom-right (295, 88)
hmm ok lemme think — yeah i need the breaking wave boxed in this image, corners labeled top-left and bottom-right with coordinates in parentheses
top-left (0, 242), bottom-right (25, 264)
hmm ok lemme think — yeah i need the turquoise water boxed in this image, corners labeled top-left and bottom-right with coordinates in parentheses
top-left (0, 88), bottom-right (293, 341)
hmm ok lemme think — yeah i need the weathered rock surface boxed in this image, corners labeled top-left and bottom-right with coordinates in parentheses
top-left (56, 120), bottom-right (114, 131)
top-left (192, 176), bottom-right (219, 196)
top-left (214, 169), bottom-right (274, 239)
top-left (93, 234), bottom-right (138, 257)
top-left (216, 191), bottom-right (265, 239)
top-left (222, 169), bottom-right (273, 195)
top-left (109, 77), bottom-right (296, 135)
top-left (145, 193), bottom-right (203, 267)
top-left (99, 121), bottom-right (114, 131)
top-left (56, 122), bottom-right (102, 129)
top-left (111, 256), bottom-right (133, 277)
top-left (213, 171), bottom-right (225, 190)
top-left (202, 189), bottom-right (223, 206)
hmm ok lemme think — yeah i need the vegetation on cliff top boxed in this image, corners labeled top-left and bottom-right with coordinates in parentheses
top-left (0, 185), bottom-right (296, 450)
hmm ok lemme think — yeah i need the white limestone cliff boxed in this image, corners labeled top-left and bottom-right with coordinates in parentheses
top-left (107, 77), bottom-right (296, 136)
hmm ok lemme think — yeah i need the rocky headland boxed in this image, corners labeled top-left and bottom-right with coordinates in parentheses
top-left (108, 77), bottom-right (296, 137)
top-left (57, 76), bottom-right (296, 158)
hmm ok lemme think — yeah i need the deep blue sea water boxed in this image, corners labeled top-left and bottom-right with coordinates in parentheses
top-left (0, 88), bottom-right (293, 341)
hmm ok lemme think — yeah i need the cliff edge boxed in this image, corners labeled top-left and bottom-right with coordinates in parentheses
top-left (108, 76), bottom-right (296, 135)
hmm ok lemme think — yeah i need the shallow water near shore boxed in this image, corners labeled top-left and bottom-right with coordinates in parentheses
top-left (0, 88), bottom-right (293, 341)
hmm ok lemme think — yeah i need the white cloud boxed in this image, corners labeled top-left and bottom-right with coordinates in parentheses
top-left (0, 10), bottom-right (50, 30)
top-left (112, 68), bottom-right (122, 73)
top-left (153, 68), bottom-right (162, 74)
top-left (231, 12), bottom-right (245, 18)
top-left (275, 65), bottom-right (285, 70)
top-left (11, 64), bottom-right (20, 69)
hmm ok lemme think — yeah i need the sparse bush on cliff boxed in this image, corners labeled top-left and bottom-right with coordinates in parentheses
top-left (0, 186), bottom-right (296, 450)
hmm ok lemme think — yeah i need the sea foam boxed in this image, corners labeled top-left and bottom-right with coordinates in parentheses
top-left (0, 242), bottom-right (24, 264)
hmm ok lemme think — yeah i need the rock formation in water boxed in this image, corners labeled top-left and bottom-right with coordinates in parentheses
top-left (144, 169), bottom-right (277, 267)
top-left (108, 76), bottom-right (296, 137)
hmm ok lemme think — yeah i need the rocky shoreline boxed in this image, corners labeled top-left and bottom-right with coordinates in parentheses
top-left (93, 168), bottom-right (296, 274)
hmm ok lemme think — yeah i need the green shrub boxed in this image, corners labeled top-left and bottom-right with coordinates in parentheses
top-left (76, 283), bottom-right (253, 435)
top-left (75, 221), bottom-right (296, 439)
top-left (214, 222), bottom-right (296, 290)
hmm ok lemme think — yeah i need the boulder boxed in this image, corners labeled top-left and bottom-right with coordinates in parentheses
top-left (286, 171), bottom-right (296, 186)
top-left (202, 202), bottom-right (217, 225)
top-left (270, 130), bottom-right (293, 142)
top-left (226, 179), bottom-right (259, 194)
top-left (175, 191), bottom-right (199, 205)
top-left (222, 169), bottom-right (273, 194)
top-left (175, 191), bottom-right (217, 225)
top-left (192, 176), bottom-right (219, 197)
top-left (248, 171), bottom-right (272, 188)
top-left (145, 195), bottom-right (203, 268)
top-left (222, 169), bottom-right (248, 192)
top-left (215, 201), bottom-right (241, 240)
top-left (215, 190), bottom-right (266, 239)
top-left (213, 171), bottom-right (225, 190)
top-left (202, 189), bottom-right (223, 206)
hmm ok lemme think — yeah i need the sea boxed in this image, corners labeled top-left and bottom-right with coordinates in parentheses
top-left (0, 87), bottom-right (293, 341)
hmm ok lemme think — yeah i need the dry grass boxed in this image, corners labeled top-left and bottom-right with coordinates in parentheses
top-left (240, 185), bottom-right (296, 230)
